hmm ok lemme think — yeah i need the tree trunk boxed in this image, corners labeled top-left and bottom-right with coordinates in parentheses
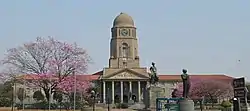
top-left (43, 87), bottom-right (50, 101)
top-left (42, 84), bottom-right (56, 102)
top-left (209, 95), bottom-right (214, 108)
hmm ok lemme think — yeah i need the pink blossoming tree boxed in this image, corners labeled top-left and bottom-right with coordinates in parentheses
top-left (57, 75), bottom-right (91, 95)
top-left (173, 78), bottom-right (233, 105)
top-left (1, 37), bottom-right (91, 101)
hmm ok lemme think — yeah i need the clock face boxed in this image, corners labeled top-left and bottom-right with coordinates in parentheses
top-left (121, 29), bottom-right (129, 36)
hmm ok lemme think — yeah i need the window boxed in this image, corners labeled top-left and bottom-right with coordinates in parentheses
top-left (121, 43), bottom-right (129, 57)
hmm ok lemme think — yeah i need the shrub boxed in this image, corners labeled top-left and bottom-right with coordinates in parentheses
top-left (33, 90), bottom-right (44, 101)
top-left (33, 101), bottom-right (57, 109)
top-left (0, 97), bottom-right (11, 107)
top-left (221, 101), bottom-right (232, 108)
top-left (16, 101), bottom-right (85, 110)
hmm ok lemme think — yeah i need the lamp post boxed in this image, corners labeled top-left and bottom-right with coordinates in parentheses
top-left (91, 90), bottom-right (96, 111)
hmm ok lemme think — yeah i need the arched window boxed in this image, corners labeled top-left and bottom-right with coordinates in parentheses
top-left (121, 43), bottom-right (129, 57)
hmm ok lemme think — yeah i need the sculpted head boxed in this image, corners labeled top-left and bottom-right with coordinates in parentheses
top-left (182, 69), bottom-right (187, 74)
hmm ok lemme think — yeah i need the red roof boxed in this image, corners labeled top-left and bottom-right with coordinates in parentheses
top-left (158, 74), bottom-right (234, 81)
top-left (18, 71), bottom-right (234, 81)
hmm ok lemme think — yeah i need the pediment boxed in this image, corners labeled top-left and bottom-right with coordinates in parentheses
top-left (103, 69), bottom-right (149, 80)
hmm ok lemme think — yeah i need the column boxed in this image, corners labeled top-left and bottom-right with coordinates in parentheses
top-left (103, 81), bottom-right (106, 103)
top-left (129, 81), bottom-right (132, 100)
top-left (138, 81), bottom-right (141, 102)
top-left (120, 81), bottom-right (123, 103)
top-left (112, 81), bottom-right (115, 103)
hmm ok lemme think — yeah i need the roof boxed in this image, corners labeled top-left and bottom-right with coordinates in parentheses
top-left (158, 74), bottom-right (234, 81)
top-left (16, 74), bottom-right (58, 80)
top-left (113, 12), bottom-right (134, 27)
top-left (18, 70), bottom-right (234, 82)
top-left (89, 71), bottom-right (234, 81)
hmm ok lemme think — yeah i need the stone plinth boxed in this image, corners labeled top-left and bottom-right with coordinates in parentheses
top-left (149, 85), bottom-right (165, 108)
top-left (179, 99), bottom-right (194, 111)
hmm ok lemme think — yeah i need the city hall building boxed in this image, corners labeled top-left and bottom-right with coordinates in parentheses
top-left (19, 12), bottom-right (234, 104)
top-left (83, 12), bottom-right (234, 104)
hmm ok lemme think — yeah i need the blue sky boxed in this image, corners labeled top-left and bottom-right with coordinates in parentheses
top-left (0, 0), bottom-right (249, 80)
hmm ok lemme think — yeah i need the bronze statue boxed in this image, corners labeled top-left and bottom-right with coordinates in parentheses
top-left (149, 62), bottom-right (159, 85)
top-left (181, 69), bottom-right (190, 98)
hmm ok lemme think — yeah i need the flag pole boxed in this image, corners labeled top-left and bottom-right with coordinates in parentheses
top-left (22, 80), bottom-right (25, 111)
top-left (73, 69), bottom-right (76, 111)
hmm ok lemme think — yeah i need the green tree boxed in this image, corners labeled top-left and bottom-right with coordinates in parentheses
top-left (53, 91), bottom-right (63, 103)
top-left (69, 92), bottom-right (81, 102)
top-left (33, 90), bottom-right (44, 102)
top-left (1, 81), bottom-right (13, 98)
top-left (0, 97), bottom-right (11, 107)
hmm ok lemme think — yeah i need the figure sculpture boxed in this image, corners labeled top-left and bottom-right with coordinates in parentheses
top-left (149, 62), bottom-right (159, 85)
top-left (181, 69), bottom-right (190, 98)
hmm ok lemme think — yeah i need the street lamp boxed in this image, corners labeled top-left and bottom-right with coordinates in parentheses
top-left (91, 90), bottom-right (96, 111)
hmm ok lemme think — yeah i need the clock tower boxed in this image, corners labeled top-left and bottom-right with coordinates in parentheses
top-left (109, 12), bottom-right (140, 68)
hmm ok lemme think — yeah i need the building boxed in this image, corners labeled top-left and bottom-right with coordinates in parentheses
top-left (84, 12), bottom-right (234, 104)
top-left (17, 12), bottom-right (234, 105)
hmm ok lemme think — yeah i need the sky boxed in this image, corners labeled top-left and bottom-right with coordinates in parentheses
top-left (0, 0), bottom-right (250, 80)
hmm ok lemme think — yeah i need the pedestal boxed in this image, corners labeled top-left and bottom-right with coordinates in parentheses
top-left (241, 103), bottom-right (249, 111)
top-left (149, 85), bottom-right (165, 108)
top-left (179, 99), bottom-right (194, 111)
top-left (128, 100), bottom-right (134, 105)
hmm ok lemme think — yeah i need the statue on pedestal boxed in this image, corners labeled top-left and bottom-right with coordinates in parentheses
top-left (179, 69), bottom-right (194, 111)
top-left (181, 69), bottom-right (190, 98)
top-left (149, 62), bottom-right (159, 85)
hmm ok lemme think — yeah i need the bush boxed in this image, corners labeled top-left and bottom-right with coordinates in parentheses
top-left (33, 101), bottom-right (58, 109)
top-left (0, 97), bottom-right (11, 107)
top-left (221, 101), bottom-right (232, 108)
top-left (15, 101), bottom-right (85, 110)
top-left (16, 101), bottom-right (57, 110)
top-left (33, 90), bottom-right (44, 101)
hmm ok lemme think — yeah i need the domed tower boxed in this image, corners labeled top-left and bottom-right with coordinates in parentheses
top-left (109, 12), bottom-right (140, 68)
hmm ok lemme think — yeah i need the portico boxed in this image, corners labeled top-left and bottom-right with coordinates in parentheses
top-left (102, 80), bottom-right (148, 103)
top-left (101, 68), bottom-right (149, 103)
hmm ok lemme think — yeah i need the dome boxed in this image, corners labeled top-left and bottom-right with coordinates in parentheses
top-left (113, 12), bottom-right (135, 27)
